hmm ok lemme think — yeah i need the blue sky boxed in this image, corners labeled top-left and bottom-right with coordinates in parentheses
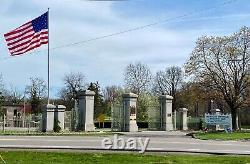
top-left (0, 0), bottom-right (250, 98)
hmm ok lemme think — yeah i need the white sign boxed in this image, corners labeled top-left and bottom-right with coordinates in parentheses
top-left (205, 113), bottom-right (232, 126)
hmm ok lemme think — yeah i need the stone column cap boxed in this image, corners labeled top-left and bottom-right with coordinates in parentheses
top-left (159, 95), bottom-right (173, 100)
top-left (122, 92), bottom-right (138, 98)
top-left (77, 90), bottom-right (95, 97)
top-left (57, 105), bottom-right (66, 109)
top-left (46, 104), bottom-right (56, 109)
top-left (179, 108), bottom-right (188, 112)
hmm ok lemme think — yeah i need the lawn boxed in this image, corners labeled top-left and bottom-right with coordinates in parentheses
top-left (0, 151), bottom-right (249, 164)
top-left (194, 131), bottom-right (250, 140)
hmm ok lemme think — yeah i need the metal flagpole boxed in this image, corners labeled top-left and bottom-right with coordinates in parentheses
top-left (47, 8), bottom-right (50, 105)
top-left (23, 96), bottom-right (26, 128)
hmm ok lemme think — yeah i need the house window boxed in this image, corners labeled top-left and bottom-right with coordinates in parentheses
top-left (14, 109), bottom-right (17, 116)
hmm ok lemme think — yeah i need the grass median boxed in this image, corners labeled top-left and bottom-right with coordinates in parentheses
top-left (193, 131), bottom-right (250, 140)
top-left (0, 151), bottom-right (249, 164)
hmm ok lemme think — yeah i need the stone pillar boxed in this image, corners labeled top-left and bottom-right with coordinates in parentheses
top-left (179, 108), bottom-right (188, 130)
top-left (54, 105), bottom-right (66, 131)
top-left (122, 93), bottom-right (138, 132)
top-left (42, 104), bottom-right (56, 132)
top-left (159, 95), bottom-right (173, 131)
top-left (77, 90), bottom-right (95, 131)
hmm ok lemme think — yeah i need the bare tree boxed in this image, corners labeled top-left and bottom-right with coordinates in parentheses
top-left (103, 85), bottom-right (123, 103)
top-left (154, 66), bottom-right (183, 95)
top-left (0, 74), bottom-right (5, 116)
top-left (7, 85), bottom-right (24, 104)
top-left (0, 74), bottom-right (4, 93)
top-left (25, 77), bottom-right (47, 114)
top-left (59, 72), bottom-right (87, 109)
top-left (154, 66), bottom-right (183, 111)
top-left (124, 62), bottom-right (152, 95)
top-left (0, 74), bottom-right (7, 97)
top-left (185, 27), bottom-right (250, 130)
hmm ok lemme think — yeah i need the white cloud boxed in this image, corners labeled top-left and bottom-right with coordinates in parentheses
top-left (0, 0), bottom-right (249, 98)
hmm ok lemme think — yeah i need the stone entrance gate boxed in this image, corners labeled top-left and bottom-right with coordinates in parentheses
top-left (111, 93), bottom-right (174, 132)
top-left (42, 90), bottom-right (188, 132)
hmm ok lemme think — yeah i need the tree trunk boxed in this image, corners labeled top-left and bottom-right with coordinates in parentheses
top-left (231, 108), bottom-right (239, 130)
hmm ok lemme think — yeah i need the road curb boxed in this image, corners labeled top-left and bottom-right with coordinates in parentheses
top-left (0, 146), bottom-right (249, 155)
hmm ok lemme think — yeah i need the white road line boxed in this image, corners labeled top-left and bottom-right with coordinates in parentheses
top-left (0, 145), bottom-right (100, 149)
top-left (187, 149), bottom-right (201, 151)
top-left (149, 141), bottom-right (250, 147)
top-left (0, 139), bottom-right (99, 142)
top-left (147, 148), bottom-right (250, 154)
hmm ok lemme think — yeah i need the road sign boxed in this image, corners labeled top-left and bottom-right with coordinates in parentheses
top-left (205, 113), bottom-right (232, 127)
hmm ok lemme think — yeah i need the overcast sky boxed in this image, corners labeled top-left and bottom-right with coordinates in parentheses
top-left (1, 0), bottom-right (250, 98)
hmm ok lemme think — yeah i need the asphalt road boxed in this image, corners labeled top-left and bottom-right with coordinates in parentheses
top-left (0, 131), bottom-right (249, 155)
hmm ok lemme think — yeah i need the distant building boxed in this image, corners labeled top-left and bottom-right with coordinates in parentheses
top-left (1, 102), bottom-right (32, 127)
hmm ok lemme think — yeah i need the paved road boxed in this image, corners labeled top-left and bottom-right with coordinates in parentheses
top-left (0, 131), bottom-right (249, 155)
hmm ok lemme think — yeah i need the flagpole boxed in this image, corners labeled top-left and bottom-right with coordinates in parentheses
top-left (47, 8), bottom-right (50, 105)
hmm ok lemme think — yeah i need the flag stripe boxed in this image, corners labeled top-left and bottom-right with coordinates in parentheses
top-left (9, 32), bottom-right (48, 54)
top-left (8, 31), bottom-right (48, 49)
top-left (11, 39), bottom-right (48, 55)
top-left (8, 30), bottom-right (48, 52)
top-left (5, 27), bottom-right (33, 41)
top-left (12, 41), bottom-right (48, 56)
top-left (4, 12), bottom-right (48, 56)
top-left (6, 30), bottom-right (35, 44)
top-left (7, 32), bottom-right (35, 47)
top-left (4, 22), bottom-right (31, 37)
top-left (9, 35), bottom-right (48, 52)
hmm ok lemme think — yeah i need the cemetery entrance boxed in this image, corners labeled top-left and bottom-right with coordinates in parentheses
top-left (111, 94), bottom-right (174, 132)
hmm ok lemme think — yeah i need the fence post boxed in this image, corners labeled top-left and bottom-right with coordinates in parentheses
top-left (3, 115), bottom-right (5, 132)
top-left (28, 121), bottom-right (30, 134)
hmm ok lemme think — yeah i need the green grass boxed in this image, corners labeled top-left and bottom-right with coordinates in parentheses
top-left (0, 130), bottom-right (123, 136)
top-left (241, 125), bottom-right (250, 129)
top-left (194, 131), bottom-right (250, 140)
top-left (0, 151), bottom-right (249, 164)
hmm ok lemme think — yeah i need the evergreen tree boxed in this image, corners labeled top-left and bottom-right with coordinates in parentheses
top-left (88, 82), bottom-right (104, 119)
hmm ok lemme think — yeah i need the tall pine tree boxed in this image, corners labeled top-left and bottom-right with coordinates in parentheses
top-left (88, 82), bottom-right (104, 119)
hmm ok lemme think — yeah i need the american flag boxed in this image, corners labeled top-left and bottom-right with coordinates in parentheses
top-left (4, 12), bottom-right (48, 56)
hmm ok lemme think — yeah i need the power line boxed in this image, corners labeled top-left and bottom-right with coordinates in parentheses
top-left (0, 0), bottom-right (238, 60)
top-left (51, 0), bottom-right (238, 50)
